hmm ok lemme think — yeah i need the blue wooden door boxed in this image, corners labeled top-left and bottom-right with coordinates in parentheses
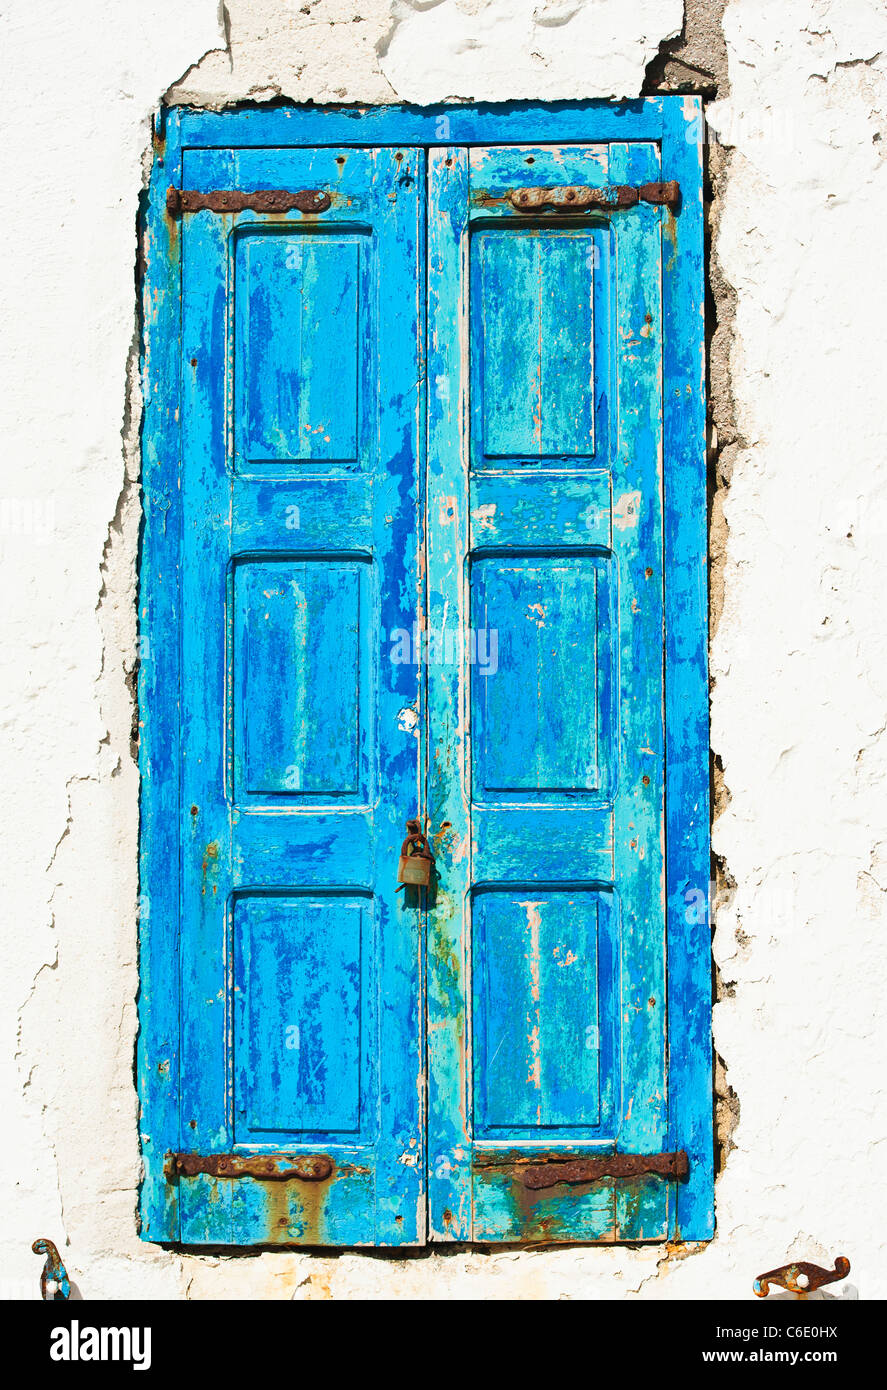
top-left (168, 146), bottom-right (425, 1245)
top-left (426, 143), bottom-right (672, 1242)
top-left (141, 108), bottom-right (708, 1249)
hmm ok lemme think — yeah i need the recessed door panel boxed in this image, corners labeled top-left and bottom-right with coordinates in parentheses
top-left (470, 553), bottom-right (614, 801)
top-left (233, 893), bottom-right (368, 1139)
top-left (234, 233), bottom-right (365, 470)
top-left (473, 228), bottom-right (596, 462)
top-left (472, 888), bottom-right (618, 1137)
top-left (232, 557), bottom-right (370, 803)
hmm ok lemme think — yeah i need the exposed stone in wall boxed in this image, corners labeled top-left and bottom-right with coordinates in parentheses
top-left (642, 0), bottom-right (743, 1181)
top-left (645, 0), bottom-right (728, 98)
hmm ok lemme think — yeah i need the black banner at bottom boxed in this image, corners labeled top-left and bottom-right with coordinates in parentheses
top-left (1, 1293), bottom-right (876, 1376)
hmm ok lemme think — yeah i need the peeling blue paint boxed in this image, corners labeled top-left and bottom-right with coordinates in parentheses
top-left (139, 101), bottom-right (710, 1248)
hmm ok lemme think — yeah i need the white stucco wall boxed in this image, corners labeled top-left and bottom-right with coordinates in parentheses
top-left (1, 0), bottom-right (884, 1299)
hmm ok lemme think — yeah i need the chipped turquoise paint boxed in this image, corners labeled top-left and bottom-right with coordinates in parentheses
top-left (232, 894), bottom-right (367, 1138)
top-left (139, 100), bottom-right (711, 1249)
top-left (140, 140), bottom-right (425, 1247)
top-left (470, 555), bottom-right (614, 800)
top-left (473, 228), bottom-right (596, 459)
top-left (427, 139), bottom-right (673, 1243)
top-left (234, 234), bottom-right (364, 468)
top-left (232, 558), bottom-right (371, 801)
top-left (473, 889), bottom-right (617, 1135)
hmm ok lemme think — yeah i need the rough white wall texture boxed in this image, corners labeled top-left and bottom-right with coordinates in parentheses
top-left (171, 0), bottom-right (682, 104)
top-left (706, 0), bottom-right (887, 1296)
top-left (0, 0), bottom-right (884, 1299)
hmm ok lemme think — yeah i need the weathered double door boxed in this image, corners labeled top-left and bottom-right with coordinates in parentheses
top-left (148, 135), bottom-right (676, 1246)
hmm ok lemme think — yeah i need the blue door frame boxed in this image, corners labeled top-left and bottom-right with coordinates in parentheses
top-left (138, 98), bottom-right (711, 1246)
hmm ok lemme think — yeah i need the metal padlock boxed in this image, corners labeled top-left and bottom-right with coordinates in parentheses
top-left (397, 818), bottom-right (434, 891)
top-left (398, 850), bottom-right (432, 888)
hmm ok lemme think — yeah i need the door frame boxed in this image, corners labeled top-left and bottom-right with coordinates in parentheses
top-left (138, 98), bottom-right (711, 1245)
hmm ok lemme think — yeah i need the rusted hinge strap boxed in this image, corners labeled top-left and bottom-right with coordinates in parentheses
top-left (164, 1152), bottom-right (333, 1182)
top-left (509, 181), bottom-right (680, 214)
top-left (166, 188), bottom-right (332, 216)
top-left (520, 1150), bottom-right (689, 1190)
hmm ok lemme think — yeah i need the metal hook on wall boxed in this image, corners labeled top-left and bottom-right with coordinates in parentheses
top-left (754, 1257), bottom-right (850, 1298)
top-left (32, 1238), bottom-right (71, 1301)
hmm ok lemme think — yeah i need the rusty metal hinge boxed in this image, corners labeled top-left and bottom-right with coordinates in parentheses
top-left (477, 1150), bottom-right (690, 1190)
top-left (164, 1151), bottom-right (333, 1182)
top-left (508, 181), bottom-right (681, 214)
top-left (519, 1150), bottom-right (689, 1190)
top-left (166, 188), bottom-right (332, 217)
top-left (754, 1257), bottom-right (850, 1298)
